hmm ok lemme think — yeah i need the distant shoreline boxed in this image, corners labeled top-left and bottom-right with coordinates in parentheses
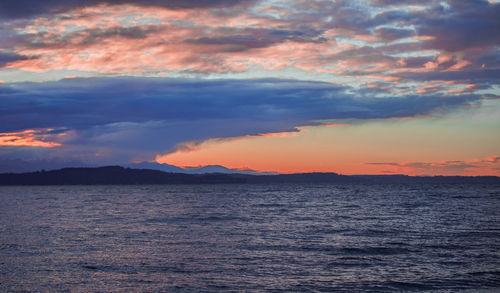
top-left (1, 166), bottom-right (499, 185)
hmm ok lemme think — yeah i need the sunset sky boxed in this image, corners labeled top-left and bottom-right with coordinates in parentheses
top-left (1, 0), bottom-right (499, 175)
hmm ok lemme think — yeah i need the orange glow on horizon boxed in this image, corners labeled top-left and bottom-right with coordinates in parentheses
top-left (156, 121), bottom-right (500, 176)
top-left (158, 151), bottom-right (500, 176)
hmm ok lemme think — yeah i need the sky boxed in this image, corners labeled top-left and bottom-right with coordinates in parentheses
top-left (0, 0), bottom-right (499, 175)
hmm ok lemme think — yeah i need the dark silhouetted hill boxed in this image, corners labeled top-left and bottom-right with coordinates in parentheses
top-left (0, 166), bottom-right (245, 185)
top-left (0, 167), bottom-right (499, 185)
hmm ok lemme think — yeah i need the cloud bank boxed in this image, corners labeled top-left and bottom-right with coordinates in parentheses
top-left (0, 77), bottom-right (492, 163)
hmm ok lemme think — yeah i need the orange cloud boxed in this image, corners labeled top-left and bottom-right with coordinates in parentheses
top-left (0, 129), bottom-right (63, 148)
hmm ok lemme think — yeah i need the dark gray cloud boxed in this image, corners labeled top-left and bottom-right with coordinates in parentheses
top-left (395, 69), bottom-right (500, 85)
top-left (375, 27), bottom-right (415, 41)
top-left (417, 1), bottom-right (500, 51)
top-left (79, 25), bottom-right (162, 41)
top-left (398, 56), bottom-right (434, 68)
top-left (21, 25), bottom-right (163, 51)
top-left (0, 51), bottom-right (27, 67)
top-left (364, 0), bottom-right (500, 52)
top-left (371, 0), bottom-right (434, 5)
top-left (326, 46), bottom-right (395, 64)
top-left (186, 27), bottom-right (325, 52)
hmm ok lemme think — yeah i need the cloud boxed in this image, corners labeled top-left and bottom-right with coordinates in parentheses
top-left (1, 0), bottom-right (498, 96)
top-left (371, 0), bottom-right (434, 5)
top-left (0, 129), bottom-right (63, 148)
top-left (396, 69), bottom-right (500, 84)
top-left (0, 0), bottom-right (256, 19)
top-left (417, 1), bottom-right (500, 52)
top-left (185, 27), bottom-right (325, 53)
top-left (0, 51), bottom-right (27, 67)
top-left (374, 27), bottom-right (415, 41)
top-left (365, 155), bottom-right (500, 175)
top-left (0, 77), bottom-right (492, 163)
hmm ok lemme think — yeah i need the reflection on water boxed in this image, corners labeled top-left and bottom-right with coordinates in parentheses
top-left (1, 184), bottom-right (499, 292)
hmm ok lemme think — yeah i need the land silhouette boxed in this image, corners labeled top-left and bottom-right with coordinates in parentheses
top-left (0, 166), bottom-right (499, 185)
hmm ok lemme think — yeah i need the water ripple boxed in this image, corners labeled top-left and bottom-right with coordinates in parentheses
top-left (0, 183), bottom-right (499, 292)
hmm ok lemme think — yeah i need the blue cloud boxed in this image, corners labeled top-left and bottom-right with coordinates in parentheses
top-left (0, 77), bottom-right (489, 163)
top-left (1, 77), bottom-right (486, 131)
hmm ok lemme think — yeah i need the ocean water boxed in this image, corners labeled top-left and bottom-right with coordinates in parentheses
top-left (0, 184), bottom-right (499, 292)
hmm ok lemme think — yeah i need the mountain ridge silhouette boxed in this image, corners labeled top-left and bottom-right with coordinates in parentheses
top-left (1, 166), bottom-right (499, 185)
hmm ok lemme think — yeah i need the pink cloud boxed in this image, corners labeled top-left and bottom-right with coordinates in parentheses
top-left (487, 155), bottom-right (500, 163)
top-left (412, 35), bottom-right (435, 41)
top-left (0, 3), bottom-right (395, 79)
top-left (2, 0), bottom-right (497, 92)
top-left (445, 59), bottom-right (472, 71)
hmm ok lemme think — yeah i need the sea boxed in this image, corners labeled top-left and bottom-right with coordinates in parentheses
top-left (1, 184), bottom-right (499, 292)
